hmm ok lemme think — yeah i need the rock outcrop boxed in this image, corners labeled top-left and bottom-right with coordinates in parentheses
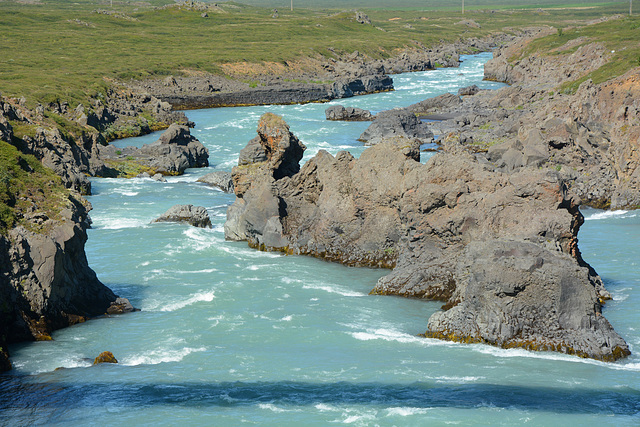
top-left (99, 123), bottom-right (209, 176)
top-left (413, 31), bottom-right (640, 210)
top-left (358, 109), bottom-right (434, 146)
top-left (225, 113), bottom-right (306, 245)
top-left (197, 171), bottom-right (234, 193)
top-left (224, 116), bottom-right (629, 361)
top-left (0, 124), bottom-right (133, 372)
top-left (325, 105), bottom-right (373, 121)
top-left (0, 193), bottom-right (126, 371)
top-left (154, 204), bottom-right (212, 228)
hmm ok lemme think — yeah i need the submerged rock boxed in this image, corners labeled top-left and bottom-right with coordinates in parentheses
top-left (107, 297), bottom-right (139, 315)
top-left (154, 204), bottom-right (212, 228)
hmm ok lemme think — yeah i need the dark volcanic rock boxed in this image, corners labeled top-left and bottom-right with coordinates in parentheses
top-left (100, 124), bottom-right (209, 176)
top-left (325, 105), bottom-right (373, 121)
top-left (138, 124), bottom-right (209, 174)
top-left (224, 116), bottom-right (629, 361)
top-left (408, 92), bottom-right (462, 116)
top-left (458, 84), bottom-right (480, 96)
top-left (0, 193), bottom-right (121, 370)
top-left (197, 171), bottom-right (234, 193)
top-left (225, 113), bottom-right (306, 243)
top-left (154, 204), bottom-right (212, 228)
top-left (358, 109), bottom-right (433, 145)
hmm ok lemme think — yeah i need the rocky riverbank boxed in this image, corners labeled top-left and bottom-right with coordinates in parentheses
top-left (223, 24), bottom-right (640, 360)
top-left (126, 33), bottom-right (517, 110)
top-left (0, 121), bottom-right (135, 371)
top-left (0, 32), bottom-right (523, 371)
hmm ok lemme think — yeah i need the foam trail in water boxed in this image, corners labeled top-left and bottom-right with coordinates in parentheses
top-left (122, 346), bottom-right (207, 366)
top-left (584, 209), bottom-right (629, 220)
top-left (303, 283), bottom-right (366, 297)
top-left (157, 290), bottom-right (216, 312)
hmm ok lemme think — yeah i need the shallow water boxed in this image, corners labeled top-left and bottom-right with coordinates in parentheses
top-left (3, 53), bottom-right (640, 426)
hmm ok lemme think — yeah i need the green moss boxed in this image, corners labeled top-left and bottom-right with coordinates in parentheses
top-left (102, 158), bottom-right (156, 178)
top-left (0, 140), bottom-right (68, 235)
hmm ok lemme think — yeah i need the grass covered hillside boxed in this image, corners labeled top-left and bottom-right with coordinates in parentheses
top-left (0, 0), bottom-right (633, 107)
top-left (240, 0), bottom-right (629, 11)
top-left (0, 139), bottom-right (68, 235)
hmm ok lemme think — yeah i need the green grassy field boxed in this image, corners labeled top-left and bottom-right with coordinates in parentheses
top-left (241, 0), bottom-right (627, 11)
top-left (0, 0), bottom-right (634, 107)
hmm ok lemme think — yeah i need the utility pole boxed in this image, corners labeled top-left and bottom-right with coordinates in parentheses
top-left (631, 0), bottom-right (633, 16)
top-left (291, 0), bottom-right (293, 11)
top-left (462, 0), bottom-right (465, 15)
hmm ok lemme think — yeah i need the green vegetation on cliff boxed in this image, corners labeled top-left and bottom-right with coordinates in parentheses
top-left (0, 140), bottom-right (67, 234)
top-left (522, 16), bottom-right (640, 93)
top-left (0, 0), bottom-right (632, 107)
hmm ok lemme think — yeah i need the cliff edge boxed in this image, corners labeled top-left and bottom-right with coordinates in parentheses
top-left (0, 117), bottom-right (122, 372)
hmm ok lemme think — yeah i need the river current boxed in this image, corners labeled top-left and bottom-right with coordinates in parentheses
top-left (2, 53), bottom-right (640, 425)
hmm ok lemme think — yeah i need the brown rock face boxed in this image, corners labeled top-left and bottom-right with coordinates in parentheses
top-left (224, 117), bottom-right (629, 361)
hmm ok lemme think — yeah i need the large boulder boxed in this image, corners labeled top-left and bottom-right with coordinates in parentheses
top-left (138, 124), bottom-right (209, 174)
top-left (225, 113), bottom-right (306, 243)
top-left (99, 123), bottom-right (209, 176)
top-left (325, 105), bottom-right (373, 121)
top-left (153, 204), bottom-right (212, 228)
top-left (197, 171), bottom-right (234, 193)
top-left (358, 109), bottom-right (433, 146)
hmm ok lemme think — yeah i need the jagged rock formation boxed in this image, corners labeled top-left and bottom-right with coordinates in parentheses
top-left (0, 188), bottom-right (124, 371)
top-left (0, 109), bottom-right (132, 372)
top-left (413, 32), bottom-right (640, 209)
top-left (225, 113), bottom-right (306, 245)
top-left (154, 204), bottom-right (212, 228)
top-left (99, 124), bottom-right (209, 176)
top-left (325, 105), bottom-right (373, 121)
top-left (224, 115), bottom-right (629, 361)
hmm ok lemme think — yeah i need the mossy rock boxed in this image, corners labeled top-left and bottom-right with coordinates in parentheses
top-left (93, 351), bottom-right (118, 365)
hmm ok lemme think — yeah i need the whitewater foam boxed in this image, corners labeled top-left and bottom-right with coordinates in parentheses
top-left (386, 407), bottom-right (431, 417)
top-left (122, 346), bottom-right (206, 366)
top-left (303, 283), bottom-right (366, 297)
top-left (158, 290), bottom-right (216, 312)
top-left (584, 209), bottom-right (629, 220)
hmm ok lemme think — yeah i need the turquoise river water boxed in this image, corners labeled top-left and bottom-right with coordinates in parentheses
top-left (1, 53), bottom-right (640, 425)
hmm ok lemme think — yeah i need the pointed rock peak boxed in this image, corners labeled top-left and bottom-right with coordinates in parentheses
top-left (256, 113), bottom-right (306, 179)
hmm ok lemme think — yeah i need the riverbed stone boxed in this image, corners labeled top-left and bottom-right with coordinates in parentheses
top-left (154, 204), bottom-right (212, 228)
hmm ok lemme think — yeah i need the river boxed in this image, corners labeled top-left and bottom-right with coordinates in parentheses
top-left (2, 52), bottom-right (639, 426)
